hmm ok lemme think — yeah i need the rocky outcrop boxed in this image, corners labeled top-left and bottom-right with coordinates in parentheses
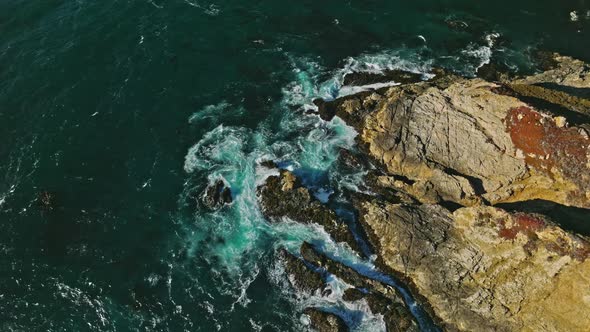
top-left (278, 243), bottom-right (418, 331)
top-left (202, 179), bottom-right (232, 209)
top-left (512, 53), bottom-right (590, 89)
top-left (278, 249), bottom-right (327, 295)
top-left (257, 169), bottom-right (361, 253)
top-left (260, 53), bottom-right (590, 332)
top-left (501, 83), bottom-right (590, 117)
top-left (316, 56), bottom-right (590, 209)
top-left (356, 199), bottom-right (590, 332)
top-left (304, 308), bottom-right (349, 332)
top-left (342, 288), bottom-right (418, 332)
top-left (300, 242), bottom-right (419, 332)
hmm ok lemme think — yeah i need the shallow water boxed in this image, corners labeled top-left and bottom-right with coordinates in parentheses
top-left (1, 1), bottom-right (589, 331)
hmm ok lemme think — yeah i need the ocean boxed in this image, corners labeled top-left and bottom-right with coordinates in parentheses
top-left (0, 1), bottom-right (589, 331)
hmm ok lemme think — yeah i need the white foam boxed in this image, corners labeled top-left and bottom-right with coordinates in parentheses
top-left (188, 101), bottom-right (236, 124)
top-left (183, 0), bottom-right (220, 15)
top-left (461, 32), bottom-right (501, 72)
top-left (338, 81), bottom-right (401, 97)
top-left (183, 125), bottom-right (251, 173)
top-left (54, 281), bottom-right (111, 328)
top-left (181, 50), bottom-right (447, 329)
top-left (255, 165), bottom-right (280, 186)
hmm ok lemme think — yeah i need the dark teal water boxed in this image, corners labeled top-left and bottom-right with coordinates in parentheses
top-left (1, 1), bottom-right (589, 331)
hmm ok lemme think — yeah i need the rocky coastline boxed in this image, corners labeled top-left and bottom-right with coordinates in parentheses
top-left (258, 53), bottom-right (590, 331)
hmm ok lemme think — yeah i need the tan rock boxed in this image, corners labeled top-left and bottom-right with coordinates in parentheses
top-left (554, 116), bottom-right (567, 128)
top-left (357, 200), bottom-right (590, 332)
top-left (321, 68), bottom-right (590, 208)
top-left (511, 53), bottom-right (590, 88)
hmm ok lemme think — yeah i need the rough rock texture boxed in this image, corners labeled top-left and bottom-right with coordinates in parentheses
top-left (356, 199), bottom-right (590, 332)
top-left (318, 58), bottom-right (590, 208)
top-left (476, 62), bottom-right (513, 83)
top-left (503, 83), bottom-right (590, 116)
top-left (257, 170), bottom-right (361, 252)
top-left (261, 53), bottom-right (590, 332)
top-left (304, 308), bottom-right (348, 332)
top-left (278, 249), bottom-right (327, 295)
top-left (512, 53), bottom-right (590, 89)
top-left (300, 242), bottom-right (418, 332)
top-left (202, 180), bottom-right (232, 209)
top-left (344, 288), bottom-right (419, 332)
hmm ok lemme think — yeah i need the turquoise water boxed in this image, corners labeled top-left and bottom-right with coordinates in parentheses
top-left (1, 1), bottom-right (589, 331)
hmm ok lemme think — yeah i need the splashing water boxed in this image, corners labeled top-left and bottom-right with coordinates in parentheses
top-left (181, 50), bottom-right (447, 331)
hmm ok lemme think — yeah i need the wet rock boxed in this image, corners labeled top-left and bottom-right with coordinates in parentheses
top-left (257, 170), bottom-right (361, 253)
top-left (300, 242), bottom-right (373, 289)
top-left (313, 98), bottom-right (337, 121)
top-left (342, 287), bottom-right (366, 302)
top-left (313, 89), bottom-right (380, 125)
top-left (366, 293), bottom-right (419, 332)
top-left (532, 50), bottom-right (561, 71)
top-left (355, 197), bottom-right (590, 331)
top-left (343, 288), bottom-right (418, 332)
top-left (202, 180), bottom-right (232, 209)
top-left (299, 242), bottom-right (419, 331)
top-left (259, 160), bottom-right (278, 169)
top-left (303, 308), bottom-right (348, 332)
top-left (342, 70), bottom-right (423, 87)
top-left (476, 61), bottom-right (512, 82)
top-left (278, 249), bottom-right (326, 294)
top-left (305, 108), bottom-right (319, 115)
top-left (338, 149), bottom-right (369, 170)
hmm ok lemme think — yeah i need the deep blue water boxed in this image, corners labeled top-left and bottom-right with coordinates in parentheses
top-left (1, 1), bottom-right (589, 331)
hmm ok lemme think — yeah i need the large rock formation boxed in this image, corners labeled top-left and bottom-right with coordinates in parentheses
top-left (356, 199), bottom-right (590, 332)
top-left (259, 53), bottom-right (590, 332)
top-left (316, 57), bottom-right (590, 209)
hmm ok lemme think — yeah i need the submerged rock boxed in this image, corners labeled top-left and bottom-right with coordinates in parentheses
top-left (303, 308), bottom-right (348, 332)
top-left (355, 198), bottom-right (590, 331)
top-left (38, 190), bottom-right (56, 211)
top-left (202, 180), bottom-right (232, 209)
top-left (445, 19), bottom-right (469, 31)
